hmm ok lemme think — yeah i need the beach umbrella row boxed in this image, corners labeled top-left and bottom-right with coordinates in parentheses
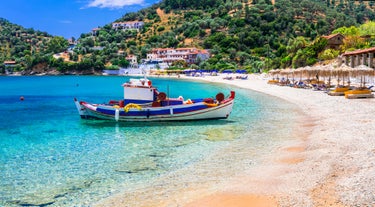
top-left (268, 64), bottom-right (375, 86)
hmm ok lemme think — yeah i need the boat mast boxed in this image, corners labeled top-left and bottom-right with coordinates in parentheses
top-left (140, 63), bottom-right (147, 80)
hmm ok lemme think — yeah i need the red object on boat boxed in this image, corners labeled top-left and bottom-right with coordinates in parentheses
top-left (158, 92), bottom-right (167, 101)
top-left (119, 100), bottom-right (125, 107)
top-left (230, 91), bottom-right (235, 99)
top-left (108, 100), bottom-right (119, 105)
top-left (203, 98), bottom-right (214, 104)
top-left (216, 93), bottom-right (225, 102)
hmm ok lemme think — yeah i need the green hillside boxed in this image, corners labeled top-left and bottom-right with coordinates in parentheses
top-left (0, 18), bottom-right (70, 73)
top-left (2, 0), bottom-right (375, 74)
top-left (74, 0), bottom-right (375, 72)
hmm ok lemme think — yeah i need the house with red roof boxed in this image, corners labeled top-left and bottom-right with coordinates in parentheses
top-left (322, 33), bottom-right (344, 50)
top-left (146, 48), bottom-right (210, 67)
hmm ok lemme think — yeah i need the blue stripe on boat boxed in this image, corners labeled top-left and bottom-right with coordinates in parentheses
top-left (96, 107), bottom-right (116, 115)
top-left (95, 104), bottom-right (209, 117)
top-left (173, 104), bottom-right (207, 114)
top-left (124, 99), bottom-right (152, 104)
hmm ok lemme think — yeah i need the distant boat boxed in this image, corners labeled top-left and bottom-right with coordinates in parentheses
top-left (74, 77), bottom-right (235, 122)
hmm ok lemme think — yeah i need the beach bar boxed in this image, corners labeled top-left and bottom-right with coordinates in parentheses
top-left (342, 47), bottom-right (375, 68)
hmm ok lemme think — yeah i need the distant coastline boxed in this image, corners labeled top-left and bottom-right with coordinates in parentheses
top-left (1, 69), bottom-right (103, 76)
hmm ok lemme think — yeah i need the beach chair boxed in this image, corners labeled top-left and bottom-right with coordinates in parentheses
top-left (344, 87), bottom-right (374, 99)
top-left (328, 86), bottom-right (350, 96)
top-left (368, 85), bottom-right (374, 92)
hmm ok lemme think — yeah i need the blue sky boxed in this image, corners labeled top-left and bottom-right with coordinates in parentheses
top-left (0, 0), bottom-right (159, 39)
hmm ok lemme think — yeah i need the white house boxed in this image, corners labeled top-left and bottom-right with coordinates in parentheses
top-left (112, 21), bottom-right (144, 30)
top-left (145, 48), bottom-right (210, 67)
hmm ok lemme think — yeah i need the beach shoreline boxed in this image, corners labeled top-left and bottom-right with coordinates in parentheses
top-left (95, 73), bottom-right (375, 206)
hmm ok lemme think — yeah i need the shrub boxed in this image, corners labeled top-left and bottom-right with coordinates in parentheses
top-left (318, 49), bottom-right (340, 60)
top-left (157, 26), bottom-right (165, 32)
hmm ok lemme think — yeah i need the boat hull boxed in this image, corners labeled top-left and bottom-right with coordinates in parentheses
top-left (74, 99), bottom-right (234, 122)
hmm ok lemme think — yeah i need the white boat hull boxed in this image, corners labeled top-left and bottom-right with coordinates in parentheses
top-left (74, 76), bottom-right (235, 122)
top-left (74, 99), bottom-right (234, 122)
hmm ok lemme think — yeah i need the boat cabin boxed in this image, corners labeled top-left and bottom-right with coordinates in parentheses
top-left (120, 78), bottom-right (184, 107)
top-left (122, 78), bottom-right (157, 105)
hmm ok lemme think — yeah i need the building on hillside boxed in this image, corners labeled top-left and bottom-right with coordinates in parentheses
top-left (145, 48), bottom-right (210, 68)
top-left (126, 55), bottom-right (138, 67)
top-left (3, 61), bottom-right (16, 75)
top-left (67, 38), bottom-right (77, 51)
top-left (91, 28), bottom-right (101, 36)
top-left (322, 33), bottom-right (344, 50)
top-left (68, 38), bottom-right (77, 45)
top-left (112, 21), bottom-right (144, 30)
top-left (4, 60), bottom-right (16, 65)
top-left (117, 50), bottom-right (126, 57)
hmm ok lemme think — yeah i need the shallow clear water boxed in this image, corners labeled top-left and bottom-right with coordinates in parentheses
top-left (0, 76), bottom-right (301, 206)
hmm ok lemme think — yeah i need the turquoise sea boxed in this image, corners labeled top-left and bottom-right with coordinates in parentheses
top-left (0, 76), bottom-right (302, 206)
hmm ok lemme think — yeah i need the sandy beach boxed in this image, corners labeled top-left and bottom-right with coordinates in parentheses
top-left (96, 73), bottom-right (375, 206)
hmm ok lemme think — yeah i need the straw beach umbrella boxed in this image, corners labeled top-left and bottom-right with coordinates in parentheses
top-left (315, 65), bottom-right (324, 82)
top-left (268, 69), bottom-right (277, 79)
top-left (280, 68), bottom-right (292, 80)
top-left (319, 65), bottom-right (334, 87)
top-left (267, 69), bottom-right (282, 84)
top-left (300, 66), bottom-right (310, 80)
top-left (302, 66), bottom-right (319, 83)
top-left (294, 67), bottom-right (303, 81)
top-left (333, 64), bottom-right (351, 86)
top-left (275, 69), bottom-right (281, 80)
top-left (291, 68), bottom-right (302, 82)
top-left (353, 65), bottom-right (375, 87)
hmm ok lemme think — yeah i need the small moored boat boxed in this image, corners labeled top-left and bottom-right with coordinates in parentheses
top-left (74, 77), bottom-right (235, 122)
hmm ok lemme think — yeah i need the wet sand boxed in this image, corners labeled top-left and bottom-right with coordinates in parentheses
top-left (96, 73), bottom-right (375, 207)
top-left (185, 193), bottom-right (278, 207)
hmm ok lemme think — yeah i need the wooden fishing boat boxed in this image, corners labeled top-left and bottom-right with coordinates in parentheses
top-left (74, 77), bottom-right (235, 121)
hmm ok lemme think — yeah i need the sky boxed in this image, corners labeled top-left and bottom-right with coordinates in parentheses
top-left (0, 0), bottom-right (159, 39)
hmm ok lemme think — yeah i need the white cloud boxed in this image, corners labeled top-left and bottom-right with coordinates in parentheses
top-left (86, 0), bottom-right (145, 9)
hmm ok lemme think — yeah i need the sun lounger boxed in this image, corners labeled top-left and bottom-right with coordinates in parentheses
top-left (328, 91), bottom-right (345, 96)
top-left (345, 89), bottom-right (374, 99)
top-left (346, 93), bottom-right (374, 99)
top-left (267, 80), bottom-right (279, 84)
top-left (368, 85), bottom-right (374, 92)
top-left (328, 87), bottom-right (350, 96)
